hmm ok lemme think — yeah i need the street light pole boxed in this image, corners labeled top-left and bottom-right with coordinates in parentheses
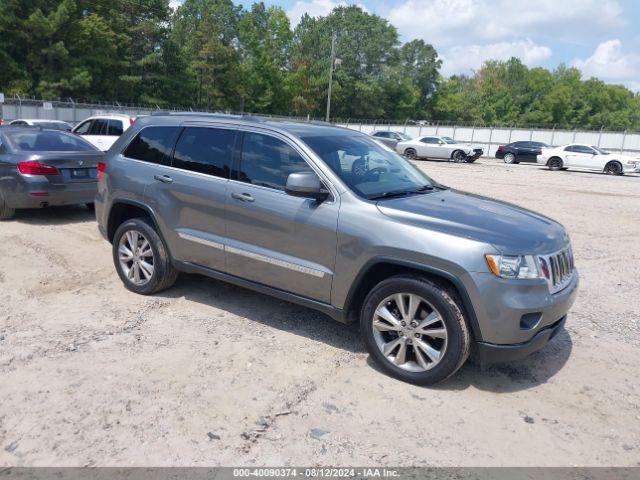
top-left (326, 31), bottom-right (336, 123)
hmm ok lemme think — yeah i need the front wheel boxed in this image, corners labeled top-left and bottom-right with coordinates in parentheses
top-left (112, 217), bottom-right (178, 295)
top-left (452, 150), bottom-right (467, 163)
top-left (604, 161), bottom-right (623, 175)
top-left (360, 275), bottom-right (471, 385)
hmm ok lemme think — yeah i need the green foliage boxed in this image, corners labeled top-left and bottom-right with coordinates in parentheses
top-left (0, 1), bottom-right (638, 129)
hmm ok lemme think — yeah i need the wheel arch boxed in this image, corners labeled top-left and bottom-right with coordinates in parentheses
top-left (107, 199), bottom-right (162, 244)
top-left (343, 257), bottom-right (483, 341)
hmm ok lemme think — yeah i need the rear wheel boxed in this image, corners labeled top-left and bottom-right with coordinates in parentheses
top-left (404, 148), bottom-right (418, 160)
top-left (548, 157), bottom-right (563, 171)
top-left (503, 152), bottom-right (517, 164)
top-left (604, 161), bottom-right (623, 175)
top-left (360, 275), bottom-right (470, 385)
top-left (0, 189), bottom-right (15, 221)
top-left (112, 217), bottom-right (178, 295)
top-left (452, 150), bottom-right (467, 163)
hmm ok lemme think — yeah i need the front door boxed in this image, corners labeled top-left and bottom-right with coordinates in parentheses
top-left (225, 130), bottom-right (339, 304)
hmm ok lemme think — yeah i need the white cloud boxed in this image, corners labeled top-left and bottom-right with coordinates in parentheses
top-left (169, 0), bottom-right (183, 10)
top-left (388, 0), bottom-right (624, 46)
top-left (572, 40), bottom-right (640, 91)
top-left (286, 0), bottom-right (368, 27)
top-left (441, 39), bottom-right (552, 76)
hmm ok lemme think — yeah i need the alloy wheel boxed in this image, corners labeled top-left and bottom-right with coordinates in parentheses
top-left (372, 293), bottom-right (448, 372)
top-left (504, 153), bottom-right (516, 164)
top-left (453, 151), bottom-right (466, 162)
top-left (405, 149), bottom-right (417, 160)
top-left (118, 230), bottom-right (155, 286)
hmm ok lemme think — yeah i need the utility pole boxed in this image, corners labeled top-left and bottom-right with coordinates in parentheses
top-left (326, 31), bottom-right (336, 123)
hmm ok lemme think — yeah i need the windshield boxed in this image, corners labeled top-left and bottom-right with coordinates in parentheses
top-left (441, 137), bottom-right (457, 144)
top-left (398, 132), bottom-right (411, 140)
top-left (301, 134), bottom-right (435, 199)
top-left (591, 146), bottom-right (609, 155)
top-left (5, 130), bottom-right (98, 152)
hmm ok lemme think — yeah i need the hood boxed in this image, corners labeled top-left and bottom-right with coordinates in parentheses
top-left (376, 189), bottom-right (568, 254)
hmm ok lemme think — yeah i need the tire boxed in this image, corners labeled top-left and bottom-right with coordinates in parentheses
top-left (503, 152), bottom-right (517, 164)
top-left (360, 275), bottom-right (471, 386)
top-left (451, 150), bottom-right (467, 163)
top-left (548, 157), bottom-right (563, 171)
top-left (0, 189), bottom-right (16, 221)
top-left (85, 202), bottom-right (95, 211)
top-left (112, 217), bottom-right (178, 295)
top-left (604, 161), bottom-right (623, 176)
top-left (404, 148), bottom-right (418, 160)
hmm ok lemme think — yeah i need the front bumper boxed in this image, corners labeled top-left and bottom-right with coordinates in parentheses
top-left (476, 315), bottom-right (566, 367)
top-left (467, 149), bottom-right (483, 160)
top-left (622, 163), bottom-right (640, 173)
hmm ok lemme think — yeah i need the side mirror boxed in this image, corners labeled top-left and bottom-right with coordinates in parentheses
top-left (285, 171), bottom-right (329, 201)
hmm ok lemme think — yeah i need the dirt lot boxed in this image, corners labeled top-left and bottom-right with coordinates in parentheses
top-left (1, 159), bottom-right (639, 467)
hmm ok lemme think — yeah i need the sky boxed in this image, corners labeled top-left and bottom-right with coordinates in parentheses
top-left (171, 0), bottom-right (640, 91)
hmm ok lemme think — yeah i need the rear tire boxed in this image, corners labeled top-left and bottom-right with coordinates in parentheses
top-left (503, 152), bottom-right (517, 164)
top-left (604, 161), bottom-right (623, 175)
top-left (404, 148), bottom-right (418, 160)
top-left (0, 189), bottom-right (16, 220)
top-left (360, 275), bottom-right (470, 385)
top-left (548, 157), bottom-right (563, 171)
top-left (112, 217), bottom-right (178, 295)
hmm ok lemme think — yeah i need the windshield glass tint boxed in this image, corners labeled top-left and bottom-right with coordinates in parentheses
top-left (398, 133), bottom-right (411, 140)
top-left (441, 137), bottom-right (456, 144)
top-left (591, 146), bottom-right (608, 155)
top-left (6, 130), bottom-right (97, 152)
top-left (301, 134), bottom-right (434, 199)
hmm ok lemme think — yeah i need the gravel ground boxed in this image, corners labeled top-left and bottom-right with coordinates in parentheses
top-left (0, 159), bottom-right (638, 467)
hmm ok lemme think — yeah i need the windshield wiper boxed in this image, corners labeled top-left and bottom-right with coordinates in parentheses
top-left (368, 184), bottom-right (434, 200)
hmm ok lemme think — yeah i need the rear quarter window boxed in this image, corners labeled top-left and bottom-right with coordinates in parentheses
top-left (123, 126), bottom-right (180, 165)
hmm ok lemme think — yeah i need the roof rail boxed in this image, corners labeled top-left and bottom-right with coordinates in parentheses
top-left (150, 111), bottom-right (264, 122)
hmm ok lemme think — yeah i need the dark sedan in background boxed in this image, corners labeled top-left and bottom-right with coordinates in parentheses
top-left (496, 141), bottom-right (550, 164)
top-left (371, 130), bottom-right (412, 149)
top-left (0, 126), bottom-right (104, 220)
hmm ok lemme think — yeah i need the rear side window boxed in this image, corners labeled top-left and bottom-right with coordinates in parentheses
top-left (172, 127), bottom-right (235, 178)
top-left (107, 120), bottom-right (124, 136)
top-left (89, 119), bottom-right (108, 135)
top-left (238, 132), bottom-right (312, 191)
top-left (123, 126), bottom-right (180, 165)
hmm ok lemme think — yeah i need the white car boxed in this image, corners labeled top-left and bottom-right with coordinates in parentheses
top-left (72, 114), bottom-right (136, 151)
top-left (537, 144), bottom-right (640, 175)
top-left (396, 135), bottom-right (483, 163)
top-left (8, 119), bottom-right (72, 131)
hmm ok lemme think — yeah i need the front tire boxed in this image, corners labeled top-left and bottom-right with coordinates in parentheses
top-left (0, 189), bottom-right (16, 220)
top-left (451, 150), bottom-right (467, 163)
top-left (360, 275), bottom-right (471, 385)
top-left (112, 217), bottom-right (178, 295)
top-left (604, 161), bottom-right (623, 175)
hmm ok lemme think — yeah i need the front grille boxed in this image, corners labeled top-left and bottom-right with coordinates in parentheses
top-left (540, 246), bottom-right (574, 294)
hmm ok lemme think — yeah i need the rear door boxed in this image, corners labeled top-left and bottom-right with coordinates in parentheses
top-left (225, 129), bottom-right (338, 303)
top-left (148, 125), bottom-right (235, 271)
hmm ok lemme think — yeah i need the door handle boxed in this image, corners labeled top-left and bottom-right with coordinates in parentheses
top-left (153, 174), bottom-right (173, 184)
top-left (231, 192), bottom-right (255, 202)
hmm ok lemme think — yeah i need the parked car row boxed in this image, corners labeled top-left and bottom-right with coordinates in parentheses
top-left (371, 131), bottom-right (483, 163)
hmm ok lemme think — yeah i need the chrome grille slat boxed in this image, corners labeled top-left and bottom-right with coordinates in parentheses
top-left (540, 245), bottom-right (575, 294)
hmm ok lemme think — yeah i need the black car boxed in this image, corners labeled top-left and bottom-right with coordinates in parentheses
top-left (495, 141), bottom-right (550, 164)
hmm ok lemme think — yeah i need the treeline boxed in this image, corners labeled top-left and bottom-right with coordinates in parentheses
top-left (1, 0), bottom-right (639, 129)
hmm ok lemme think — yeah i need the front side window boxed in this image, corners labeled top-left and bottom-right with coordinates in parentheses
top-left (373, 132), bottom-right (387, 138)
top-left (420, 137), bottom-right (439, 144)
top-left (123, 126), bottom-right (180, 165)
top-left (172, 127), bottom-right (235, 178)
top-left (301, 134), bottom-right (434, 199)
top-left (5, 130), bottom-right (98, 152)
top-left (74, 120), bottom-right (93, 135)
top-left (573, 145), bottom-right (596, 155)
top-left (238, 132), bottom-right (312, 191)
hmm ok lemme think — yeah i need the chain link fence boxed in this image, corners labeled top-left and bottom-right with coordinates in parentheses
top-left (1, 94), bottom-right (639, 156)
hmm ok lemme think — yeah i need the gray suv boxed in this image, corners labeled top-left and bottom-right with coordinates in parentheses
top-left (96, 113), bottom-right (578, 385)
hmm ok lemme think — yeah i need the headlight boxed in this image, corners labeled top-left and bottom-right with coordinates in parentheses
top-left (485, 254), bottom-right (540, 279)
